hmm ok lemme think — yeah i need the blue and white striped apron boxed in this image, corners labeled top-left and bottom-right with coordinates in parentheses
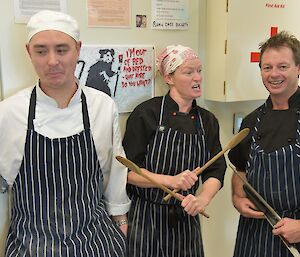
top-left (5, 87), bottom-right (127, 257)
top-left (127, 96), bottom-right (210, 257)
top-left (234, 104), bottom-right (300, 257)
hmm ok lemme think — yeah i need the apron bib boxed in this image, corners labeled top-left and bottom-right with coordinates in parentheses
top-left (127, 96), bottom-right (210, 257)
top-left (5, 87), bottom-right (127, 257)
top-left (234, 104), bottom-right (300, 257)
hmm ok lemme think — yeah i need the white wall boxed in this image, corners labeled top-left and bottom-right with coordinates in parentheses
top-left (0, 0), bottom-right (268, 256)
top-left (201, 99), bottom-right (264, 257)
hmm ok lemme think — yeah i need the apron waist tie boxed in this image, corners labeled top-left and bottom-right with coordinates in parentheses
top-left (132, 194), bottom-right (184, 228)
top-left (132, 193), bottom-right (180, 206)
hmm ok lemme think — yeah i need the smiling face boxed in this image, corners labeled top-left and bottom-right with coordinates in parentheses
top-left (260, 46), bottom-right (300, 104)
top-left (26, 30), bottom-right (81, 91)
top-left (165, 58), bottom-right (202, 103)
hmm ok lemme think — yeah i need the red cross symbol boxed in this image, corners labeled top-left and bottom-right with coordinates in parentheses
top-left (250, 27), bottom-right (278, 62)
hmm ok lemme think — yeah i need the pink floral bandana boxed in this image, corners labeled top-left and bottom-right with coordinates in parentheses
top-left (156, 45), bottom-right (199, 75)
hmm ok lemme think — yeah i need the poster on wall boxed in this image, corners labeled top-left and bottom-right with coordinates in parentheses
top-left (75, 45), bottom-right (155, 113)
top-left (151, 0), bottom-right (189, 30)
top-left (87, 0), bottom-right (130, 27)
top-left (13, 0), bottom-right (67, 23)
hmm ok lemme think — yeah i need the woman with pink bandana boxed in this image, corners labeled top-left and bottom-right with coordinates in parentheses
top-left (123, 45), bottom-right (226, 257)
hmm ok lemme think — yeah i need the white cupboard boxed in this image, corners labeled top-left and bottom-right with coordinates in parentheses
top-left (205, 0), bottom-right (300, 102)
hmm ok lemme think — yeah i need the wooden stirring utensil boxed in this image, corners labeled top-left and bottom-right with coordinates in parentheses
top-left (116, 155), bottom-right (209, 218)
top-left (163, 128), bottom-right (250, 201)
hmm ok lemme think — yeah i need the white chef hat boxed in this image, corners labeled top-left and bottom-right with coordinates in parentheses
top-left (156, 45), bottom-right (199, 76)
top-left (27, 10), bottom-right (80, 42)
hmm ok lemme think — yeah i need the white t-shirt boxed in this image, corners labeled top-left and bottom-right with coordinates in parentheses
top-left (0, 84), bottom-right (130, 215)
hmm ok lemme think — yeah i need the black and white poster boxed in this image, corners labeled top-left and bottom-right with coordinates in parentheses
top-left (76, 45), bottom-right (155, 113)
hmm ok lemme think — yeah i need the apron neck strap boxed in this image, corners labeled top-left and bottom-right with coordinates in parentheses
top-left (27, 87), bottom-right (37, 130)
top-left (158, 96), bottom-right (166, 126)
top-left (27, 86), bottom-right (90, 130)
top-left (81, 91), bottom-right (90, 130)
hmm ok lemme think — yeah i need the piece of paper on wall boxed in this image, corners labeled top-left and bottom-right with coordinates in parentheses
top-left (87, 0), bottom-right (130, 27)
top-left (151, 0), bottom-right (189, 30)
top-left (75, 45), bottom-right (155, 113)
top-left (13, 0), bottom-right (67, 23)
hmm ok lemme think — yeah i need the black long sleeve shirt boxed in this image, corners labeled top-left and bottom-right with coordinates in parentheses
top-left (229, 88), bottom-right (300, 170)
top-left (123, 93), bottom-right (226, 185)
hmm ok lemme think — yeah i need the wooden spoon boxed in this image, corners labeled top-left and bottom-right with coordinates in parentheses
top-left (116, 155), bottom-right (209, 218)
top-left (163, 128), bottom-right (250, 201)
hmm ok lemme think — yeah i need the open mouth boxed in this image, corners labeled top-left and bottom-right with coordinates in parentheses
top-left (269, 80), bottom-right (284, 86)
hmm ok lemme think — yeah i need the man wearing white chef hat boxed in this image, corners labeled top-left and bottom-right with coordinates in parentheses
top-left (0, 10), bottom-right (130, 256)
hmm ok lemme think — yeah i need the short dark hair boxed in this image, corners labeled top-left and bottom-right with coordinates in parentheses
top-left (259, 31), bottom-right (300, 67)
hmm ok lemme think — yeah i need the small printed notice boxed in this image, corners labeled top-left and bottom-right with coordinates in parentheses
top-left (13, 0), bottom-right (67, 23)
top-left (87, 0), bottom-right (130, 27)
top-left (151, 0), bottom-right (189, 30)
